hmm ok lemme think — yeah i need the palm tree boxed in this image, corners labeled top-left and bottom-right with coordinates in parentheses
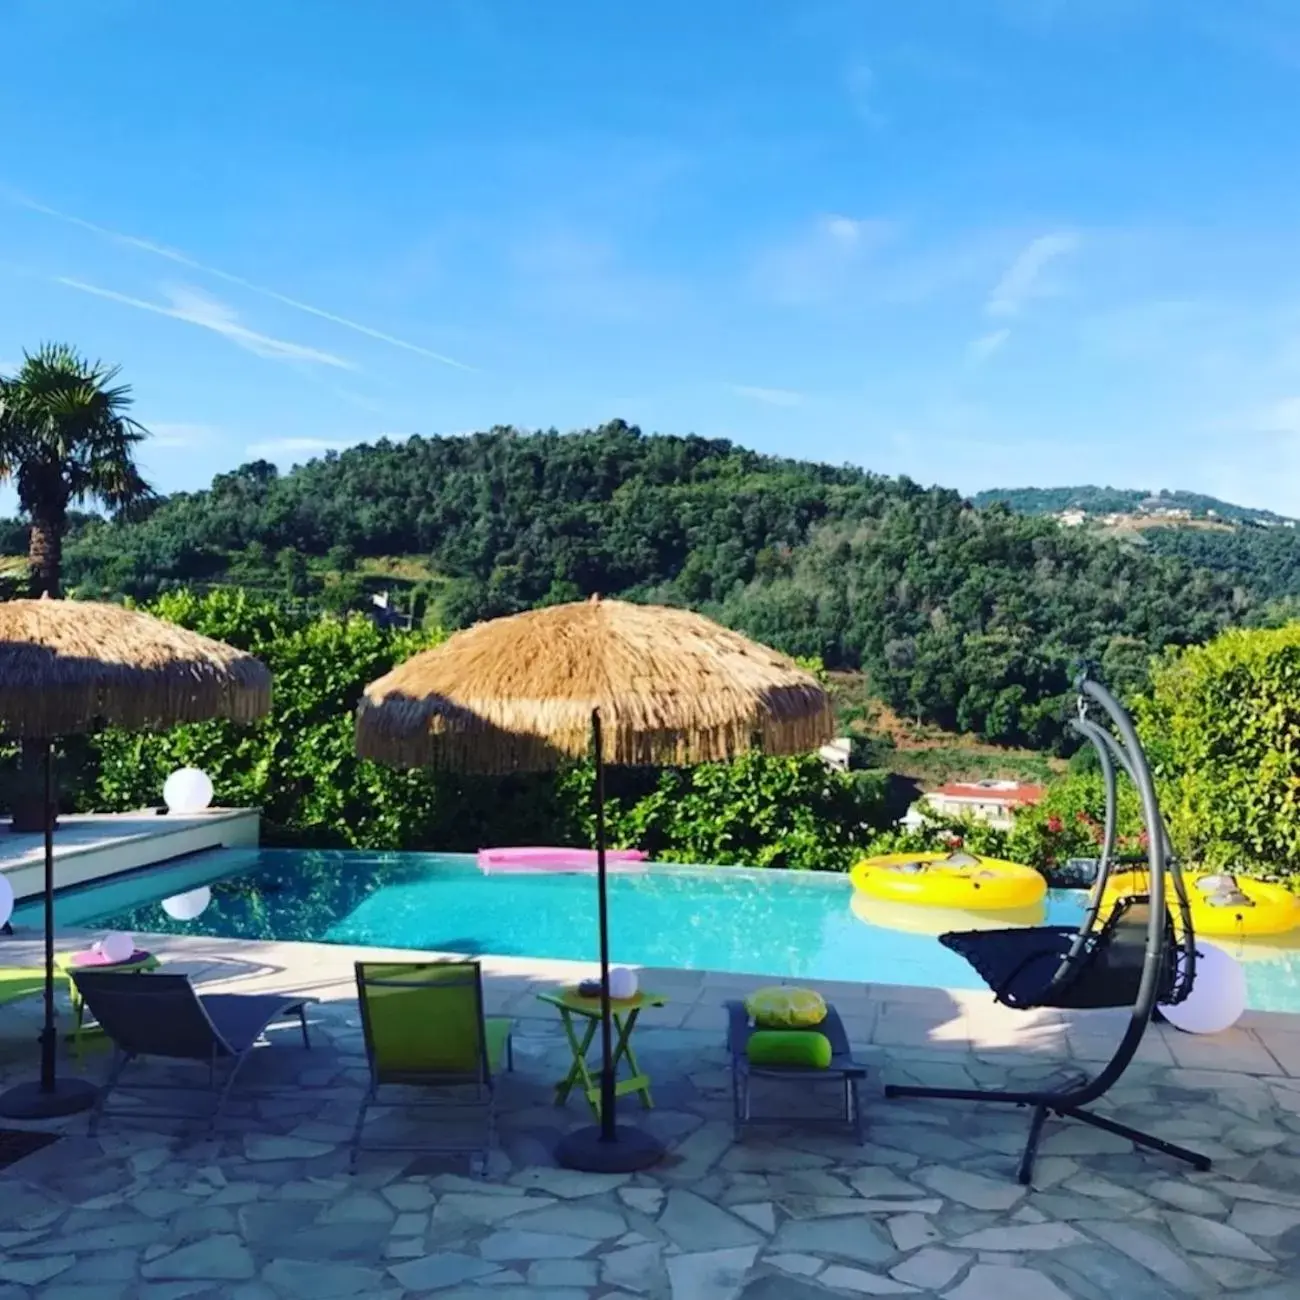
top-left (0, 344), bottom-right (153, 596)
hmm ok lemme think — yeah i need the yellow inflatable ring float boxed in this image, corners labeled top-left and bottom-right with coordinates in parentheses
top-left (745, 986), bottom-right (827, 1029)
top-left (1103, 869), bottom-right (1300, 938)
top-left (850, 850), bottom-right (1047, 911)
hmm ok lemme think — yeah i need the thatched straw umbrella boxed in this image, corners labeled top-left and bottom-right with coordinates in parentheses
top-left (356, 596), bottom-right (833, 1171)
top-left (0, 598), bottom-right (271, 1119)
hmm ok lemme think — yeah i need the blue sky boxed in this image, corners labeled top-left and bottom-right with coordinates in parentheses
top-left (3, 1), bottom-right (1300, 512)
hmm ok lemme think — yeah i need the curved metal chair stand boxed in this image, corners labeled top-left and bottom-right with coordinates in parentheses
top-left (884, 673), bottom-right (1212, 1184)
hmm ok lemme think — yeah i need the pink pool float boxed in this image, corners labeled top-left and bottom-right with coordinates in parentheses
top-left (477, 846), bottom-right (648, 874)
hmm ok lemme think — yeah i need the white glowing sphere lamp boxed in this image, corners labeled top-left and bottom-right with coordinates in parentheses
top-left (96, 931), bottom-right (135, 965)
top-left (163, 768), bottom-right (214, 815)
top-left (1160, 942), bottom-right (1248, 1035)
top-left (162, 886), bottom-right (212, 922)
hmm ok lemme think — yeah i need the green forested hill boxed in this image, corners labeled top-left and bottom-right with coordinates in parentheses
top-left (973, 484), bottom-right (1293, 526)
top-left (1142, 525), bottom-right (1300, 606)
top-left (20, 421), bottom-right (1257, 746)
top-left (974, 484), bottom-right (1300, 602)
top-left (973, 485), bottom-right (1147, 516)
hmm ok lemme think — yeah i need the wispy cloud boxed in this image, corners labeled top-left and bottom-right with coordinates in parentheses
top-left (730, 384), bottom-right (803, 408)
top-left (966, 328), bottom-right (1011, 366)
top-left (146, 422), bottom-right (218, 448)
top-left (1198, 13), bottom-right (1300, 71)
top-left (845, 60), bottom-right (885, 129)
top-left (57, 278), bottom-right (356, 369)
top-left (752, 215), bottom-right (895, 305)
top-left (245, 437), bottom-right (365, 460)
top-left (1252, 396), bottom-right (1300, 437)
top-left (509, 228), bottom-right (686, 322)
top-left (9, 191), bottom-right (476, 372)
top-left (1076, 298), bottom-right (1215, 363)
top-left (887, 44), bottom-right (987, 84)
top-left (986, 231), bottom-right (1079, 317)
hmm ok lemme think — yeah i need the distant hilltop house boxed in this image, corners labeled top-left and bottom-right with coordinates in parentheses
top-left (818, 737), bottom-right (853, 771)
top-left (1055, 508), bottom-right (1087, 527)
top-left (906, 779), bottom-right (1046, 831)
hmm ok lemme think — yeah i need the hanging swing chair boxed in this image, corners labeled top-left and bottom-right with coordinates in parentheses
top-left (884, 672), bottom-right (1211, 1184)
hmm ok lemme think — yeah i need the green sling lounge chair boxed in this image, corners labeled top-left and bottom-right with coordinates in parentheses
top-left (351, 960), bottom-right (513, 1173)
top-left (69, 970), bottom-right (316, 1135)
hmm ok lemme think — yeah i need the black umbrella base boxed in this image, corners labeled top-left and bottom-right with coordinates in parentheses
top-left (0, 1076), bottom-right (97, 1120)
top-left (556, 1122), bottom-right (665, 1173)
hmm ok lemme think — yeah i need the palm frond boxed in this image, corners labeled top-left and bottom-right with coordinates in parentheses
top-left (0, 342), bottom-right (154, 523)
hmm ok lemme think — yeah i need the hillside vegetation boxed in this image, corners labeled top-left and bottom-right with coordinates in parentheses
top-left (974, 485), bottom-right (1293, 527)
top-left (980, 482), bottom-right (1300, 607)
top-left (8, 421), bottom-right (1258, 747)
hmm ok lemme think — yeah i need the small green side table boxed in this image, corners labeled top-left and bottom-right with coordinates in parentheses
top-left (538, 986), bottom-right (666, 1117)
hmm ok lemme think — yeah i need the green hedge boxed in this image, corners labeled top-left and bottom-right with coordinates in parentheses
top-left (1135, 623), bottom-right (1300, 878)
top-left (86, 589), bottom-right (892, 870)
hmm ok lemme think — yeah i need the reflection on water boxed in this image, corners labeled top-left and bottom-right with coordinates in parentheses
top-left (850, 892), bottom-right (1047, 937)
top-left (1205, 929), bottom-right (1300, 1014)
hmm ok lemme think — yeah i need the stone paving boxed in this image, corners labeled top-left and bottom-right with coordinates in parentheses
top-left (0, 931), bottom-right (1298, 1298)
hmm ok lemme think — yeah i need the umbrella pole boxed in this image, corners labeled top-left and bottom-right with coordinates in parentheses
top-left (593, 710), bottom-right (617, 1142)
top-left (40, 740), bottom-right (56, 1092)
top-left (555, 708), bottom-right (664, 1173)
top-left (0, 740), bottom-right (97, 1120)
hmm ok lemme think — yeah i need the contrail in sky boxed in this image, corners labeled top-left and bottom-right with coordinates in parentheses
top-left (5, 189), bottom-right (476, 372)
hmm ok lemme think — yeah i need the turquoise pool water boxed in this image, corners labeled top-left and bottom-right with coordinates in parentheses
top-left (16, 848), bottom-right (1300, 1010)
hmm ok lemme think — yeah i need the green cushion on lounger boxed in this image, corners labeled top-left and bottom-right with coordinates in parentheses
top-left (746, 1029), bottom-right (832, 1069)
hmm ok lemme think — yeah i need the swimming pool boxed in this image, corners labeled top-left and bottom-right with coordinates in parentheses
top-left (18, 848), bottom-right (1300, 1011)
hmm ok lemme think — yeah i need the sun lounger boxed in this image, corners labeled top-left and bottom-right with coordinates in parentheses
top-left (351, 960), bottom-right (513, 1173)
top-left (726, 1000), bottom-right (866, 1142)
top-left (69, 970), bottom-right (316, 1134)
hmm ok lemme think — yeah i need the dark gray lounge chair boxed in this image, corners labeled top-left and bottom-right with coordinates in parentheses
top-left (726, 1001), bottom-right (867, 1142)
top-left (69, 970), bottom-right (317, 1134)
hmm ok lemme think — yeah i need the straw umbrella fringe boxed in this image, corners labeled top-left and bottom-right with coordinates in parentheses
top-left (356, 598), bottom-right (834, 771)
top-left (0, 600), bottom-right (270, 736)
top-left (0, 599), bottom-right (271, 1120)
top-left (356, 597), bottom-right (834, 1172)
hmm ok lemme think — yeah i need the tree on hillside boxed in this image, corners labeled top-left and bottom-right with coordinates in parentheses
top-left (0, 344), bottom-right (153, 596)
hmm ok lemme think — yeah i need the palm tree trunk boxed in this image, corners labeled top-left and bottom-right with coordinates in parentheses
top-left (23, 516), bottom-right (63, 785)
top-left (27, 517), bottom-right (62, 598)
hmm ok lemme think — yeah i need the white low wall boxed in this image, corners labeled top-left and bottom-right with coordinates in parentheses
top-left (0, 808), bottom-right (260, 902)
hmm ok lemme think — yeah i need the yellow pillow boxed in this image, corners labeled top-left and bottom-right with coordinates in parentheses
top-left (745, 986), bottom-right (827, 1029)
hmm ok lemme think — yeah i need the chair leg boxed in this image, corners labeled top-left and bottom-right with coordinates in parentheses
top-left (851, 1079), bottom-right (864, 1145)
top-left (89, 1049), bottom-right (131, 1137)
top-left (507, 1034), bottom-right (514, 1073)
top-left (1017, 1105), bottom-right (1050, 1186)
top-left (298, 1005), bottom-right (311, 1050)
top-left (349, 1085), bottom-right (376, 1174)
top-left (1062, 1105), bottom-right (1211, 1172)
top-left (209, 1051), bottom-right (257, 1135)
top-left (482, 1084), bottom-right (497, 1179)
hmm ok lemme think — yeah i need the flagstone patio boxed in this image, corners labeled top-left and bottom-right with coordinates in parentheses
top-left (1, 931), bottom-right (1298, 1298)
